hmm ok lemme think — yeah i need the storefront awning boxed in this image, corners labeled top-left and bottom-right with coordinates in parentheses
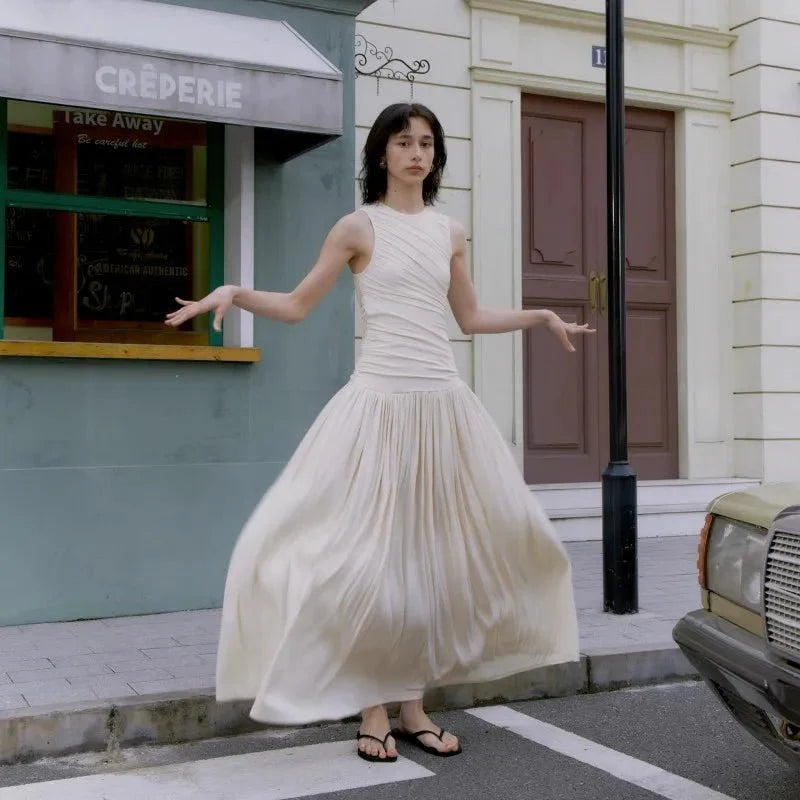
top-left (0, 0), bottom-right (343, 153)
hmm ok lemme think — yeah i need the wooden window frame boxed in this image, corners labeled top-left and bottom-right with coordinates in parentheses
top-left (0, 98), bottom-right (228, 350)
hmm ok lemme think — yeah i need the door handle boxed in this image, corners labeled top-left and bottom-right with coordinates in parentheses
top-left (588, 271), bottom-right (598, 311)
top-left (599, 274), bottom-right (607, 314)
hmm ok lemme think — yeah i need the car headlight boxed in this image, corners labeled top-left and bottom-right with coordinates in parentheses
top-left (706, 516), bottom-right (768, 614)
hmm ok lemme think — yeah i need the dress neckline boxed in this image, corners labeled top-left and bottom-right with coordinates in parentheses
top-left (375, 203), bottom-right (429, 218)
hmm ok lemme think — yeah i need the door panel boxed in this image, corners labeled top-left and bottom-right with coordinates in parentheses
top-left (522, 96), bottom-right (678, 483)
top-left (625, 126), bottom-right (667, 280)
top-left (528, 116), bottom-right (585, 274)
top-left (523, 301), bottom-right (598, 483)
top-left (626, 307), bottom-right (670, 446)
top-left (521, 96), bottom-right (604, 483)
top-left (620, 109), bottom-right (678, 479)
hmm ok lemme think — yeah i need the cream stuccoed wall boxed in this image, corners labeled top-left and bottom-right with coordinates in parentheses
top-left (353, 0), bottom-right (741, 483)
top-left (730, 1), bottom-right (800, 481)
top-left (354, 0), bottom-right (474, 384)
top-left (467, 0), bottom-right (736, 479)
top-left (502, 0), bottom-right (726, 26)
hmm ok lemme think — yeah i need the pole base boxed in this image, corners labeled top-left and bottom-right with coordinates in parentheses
top-left (602, 462), bottom-right (638, 614)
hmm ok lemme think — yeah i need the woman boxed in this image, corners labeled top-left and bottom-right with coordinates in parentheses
top-left (166, 103), bottom-right (590, 763)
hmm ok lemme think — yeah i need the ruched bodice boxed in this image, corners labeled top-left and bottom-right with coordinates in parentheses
top-left (353, 204), bottom-right (460, 391)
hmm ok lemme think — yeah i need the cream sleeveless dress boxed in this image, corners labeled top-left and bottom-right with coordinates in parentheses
top-left (215, 203), bottom-right (579, 724)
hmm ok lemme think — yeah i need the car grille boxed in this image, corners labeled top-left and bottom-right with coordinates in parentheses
top-left (764, 529), bottom-right (800, 658)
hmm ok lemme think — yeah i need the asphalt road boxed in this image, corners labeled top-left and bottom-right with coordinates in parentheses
top-left (1, 682), bottom-right (797, 799)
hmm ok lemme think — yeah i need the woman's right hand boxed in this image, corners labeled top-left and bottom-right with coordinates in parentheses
top-left (545, 310), bottom-right (595, 353)
top-left (165, 285), bottom-right (238, 332)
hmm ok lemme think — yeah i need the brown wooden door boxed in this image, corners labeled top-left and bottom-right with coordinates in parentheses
top-left (522, 95), bottom-right (677, 484)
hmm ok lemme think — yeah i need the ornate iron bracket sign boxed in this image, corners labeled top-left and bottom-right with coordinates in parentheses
top-left (354, 34), bottom-right (430, 97)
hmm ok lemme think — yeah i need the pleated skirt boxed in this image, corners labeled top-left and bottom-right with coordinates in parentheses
top-left (215, 377), bottom-right (579, 724)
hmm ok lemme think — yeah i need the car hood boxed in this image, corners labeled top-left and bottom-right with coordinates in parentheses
top-left (709, 483), bottom-right (800, 530)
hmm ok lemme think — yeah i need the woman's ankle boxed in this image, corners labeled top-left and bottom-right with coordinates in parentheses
top-left (361, 704), bottom-right (388, 721)
top-left (399, 699), bottom-right (426, 721)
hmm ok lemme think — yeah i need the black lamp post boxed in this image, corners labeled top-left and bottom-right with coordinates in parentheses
top-left (602, 0), bottom-right (638, 614)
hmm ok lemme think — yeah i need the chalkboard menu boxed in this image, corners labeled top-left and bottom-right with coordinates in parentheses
top-left (77, 214), bottom-right (194, 323)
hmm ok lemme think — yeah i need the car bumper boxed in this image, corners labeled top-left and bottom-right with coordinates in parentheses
top-left (674, 609), bottom-right (800, 764)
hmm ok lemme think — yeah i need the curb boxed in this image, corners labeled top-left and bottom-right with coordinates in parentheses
top-left (0, 643), bottom-right (698, 764)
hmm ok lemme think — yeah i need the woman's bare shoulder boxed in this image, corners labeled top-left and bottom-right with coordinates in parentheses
top-left (339, 209), bottom-right (374, 235)
top-left (446, 216), bottom-right (467, 236)
top-left (446, 216), bottom-right (467, 254)
top-left (327, 210), bottom-right (374, 252)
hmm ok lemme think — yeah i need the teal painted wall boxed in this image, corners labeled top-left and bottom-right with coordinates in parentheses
top-left (0, 0), bottom-right (361, 625)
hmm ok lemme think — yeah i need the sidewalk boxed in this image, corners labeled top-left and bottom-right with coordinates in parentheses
top-left (0, 536), bottom-right (700, 760)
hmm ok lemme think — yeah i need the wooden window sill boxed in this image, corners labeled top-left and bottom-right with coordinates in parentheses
top-left (0, 340), bottom-right (261, 363)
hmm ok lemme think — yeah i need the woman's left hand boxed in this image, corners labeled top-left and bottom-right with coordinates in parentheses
top-left (546, 312), bottom-right (596, 353)
top-left (165, 285), bottom-right (238, 332)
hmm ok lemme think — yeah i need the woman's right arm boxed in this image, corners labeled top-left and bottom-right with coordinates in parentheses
top-left (165, 211), bottom-right (371, 331)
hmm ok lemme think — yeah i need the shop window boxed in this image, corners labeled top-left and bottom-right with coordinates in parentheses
top-left (0, 100), bottom-right (224, 346)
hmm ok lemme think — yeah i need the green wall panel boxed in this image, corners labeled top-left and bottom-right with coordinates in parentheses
top-left (0, 463), bottom-right (279, 625)
top-left (0, 0), bottom-right (359, 624)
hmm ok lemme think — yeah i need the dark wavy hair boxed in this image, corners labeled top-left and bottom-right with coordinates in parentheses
top-left (359, 103), bottom-right (447, 206)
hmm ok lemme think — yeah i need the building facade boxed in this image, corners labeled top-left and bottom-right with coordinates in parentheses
top-left (355, 0), bottom-right (796, 539)
top-left (4, 0), bottom-right (796, 625)
top-left (0, 0), bottom-right (374, 625)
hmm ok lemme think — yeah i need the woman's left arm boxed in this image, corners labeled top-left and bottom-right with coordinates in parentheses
top-left (446, 220), bottom-right (594, 352)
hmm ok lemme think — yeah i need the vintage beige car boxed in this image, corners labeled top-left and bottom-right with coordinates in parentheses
top-left (673, 483), bottom-right (800, 766)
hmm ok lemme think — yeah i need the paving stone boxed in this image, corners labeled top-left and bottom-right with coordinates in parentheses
top-left (0, 640), bottom-right (43, 655)
top-left (92, 683), bottom-right (143, 701)
top-left (101, 611), bottom-right (213, 628)
top-left (85, 637), bottom-right (179, 651)
top-left (8, 642), bottom-right (91, 657)
top-left (136, 652), bottom-right (205, 668)
top-left (0, 693), bottom-right (28, 711)
top-left (59, 621), bottom-right (119, 636)
top-left (96, 623), bottom-right (206, 638)
top-left (4, 678), bottom-right (72, 695)
top-left (165, 663), bottom-right (217, 679)
top-left (12, 624), bottom-right (78, 640)
top-left (103, 659), bottom-right (162, 672)
top-left (47, 651), bottom-right (145, 668)
top-left (128, 676), bottom-right (214, 695)
top-left (0, 683), bottom-right (42, 697)
top-left (174, 634), bottom-right (219, 646)
top-left (142, 643), bottom-right (218, 658)
top-left (0, 657), bottom-right (53, 672)
top-left (8, 664), bottom-right (111, 683)
top-left (23, 687), bottom-right (98, 707)
top-left (105, 665), bottom-right (174, 680)
top-left (67, 669), bottom-right (174, 694)
top-left (66, 675), bottom-right (139, 694)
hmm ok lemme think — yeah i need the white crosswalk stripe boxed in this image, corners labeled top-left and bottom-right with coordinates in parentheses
top-left (0, 740), bottom-right (433, 800)
top-left (468, 706), bottom-right (737, 800)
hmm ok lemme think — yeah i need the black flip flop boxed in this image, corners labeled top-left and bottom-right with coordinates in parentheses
top-left (391, 726), bottom-right (463, 757)
top-left (356, 730), bottom-right (398, 763)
